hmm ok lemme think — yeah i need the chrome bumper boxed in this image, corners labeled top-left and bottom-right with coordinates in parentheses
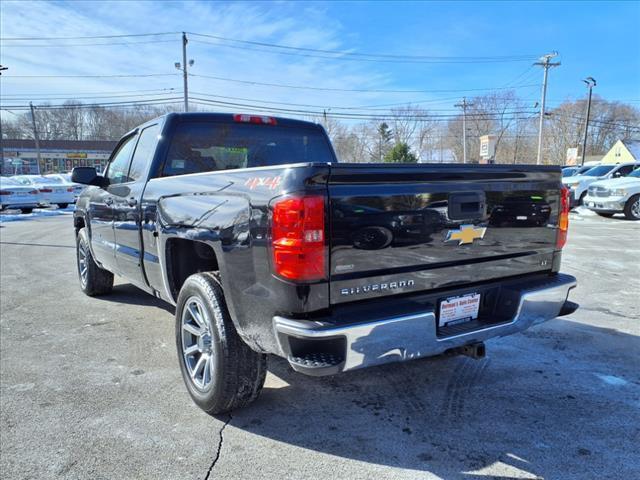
top-left (583, 196), bottom-right (625, 211)
top-left (273, 274), bottom-right (577, 375)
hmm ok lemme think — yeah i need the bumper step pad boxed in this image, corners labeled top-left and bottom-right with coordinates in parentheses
top-left (289, 352), bottom-right (344, 369)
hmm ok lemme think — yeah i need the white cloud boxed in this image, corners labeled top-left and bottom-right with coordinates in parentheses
top-left (0, 0), bottom-right (404, 118)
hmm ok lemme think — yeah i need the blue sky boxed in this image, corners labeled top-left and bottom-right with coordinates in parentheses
top-left (1, 0), bottom-right (639, 117)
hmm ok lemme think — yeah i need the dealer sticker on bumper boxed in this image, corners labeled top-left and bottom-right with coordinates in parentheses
top-left (439, 293), bottom-right (481, 327)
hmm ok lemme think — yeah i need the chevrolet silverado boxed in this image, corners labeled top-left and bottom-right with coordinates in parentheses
top-left (72, 112), bottom-right (578, 415)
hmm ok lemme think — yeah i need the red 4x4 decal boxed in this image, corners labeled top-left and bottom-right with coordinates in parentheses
top-left (244, 176), bottom-right (282, 191)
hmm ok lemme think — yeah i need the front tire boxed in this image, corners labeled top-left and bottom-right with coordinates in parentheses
top-left (578, 191), bottom-right (587, 206)
top-left (623, 194), bottom-right (640, 220)
top-left (176, 272), bottom-right (266, 415)
top-left (76, 228), bottom-right (114, 296)
top-left (20, 208), bottom-right (33, 214)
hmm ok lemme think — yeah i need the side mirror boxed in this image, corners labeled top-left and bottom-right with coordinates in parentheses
top-left (71, 166), bottom-right (107, 187)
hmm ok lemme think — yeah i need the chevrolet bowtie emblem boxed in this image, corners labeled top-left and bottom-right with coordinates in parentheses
top-left (444, 225), bottom-right (487, 245)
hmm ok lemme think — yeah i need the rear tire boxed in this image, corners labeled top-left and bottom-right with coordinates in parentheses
top-left (623, 194), bottom-right (640, 220)
top-left (20, 208), bottom-right (33, 214)
top-left (57, 203), bottom-right (69, 209)
top-left (596, 212), bottom-right (615, 218)
top-left (176, 272), bottom-right (266, 415)
top-left (76, 228), bottom-right (114, 296)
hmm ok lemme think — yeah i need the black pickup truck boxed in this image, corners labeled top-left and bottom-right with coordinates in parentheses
top-left (72, 112), bottom-right (577, 415)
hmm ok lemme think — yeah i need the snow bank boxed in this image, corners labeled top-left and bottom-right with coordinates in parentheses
top-left (0, 206), bottom-right (75, 223)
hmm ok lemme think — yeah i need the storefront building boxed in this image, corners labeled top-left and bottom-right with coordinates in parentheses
top-left (0, 139), bottom-right (117, 175)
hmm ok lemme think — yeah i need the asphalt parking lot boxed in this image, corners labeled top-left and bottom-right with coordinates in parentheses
top-left (1, 208), bottom-right (638, 480)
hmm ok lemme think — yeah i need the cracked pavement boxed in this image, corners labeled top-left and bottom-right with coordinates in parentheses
top-left (1, 209), bottom-right (639, 479)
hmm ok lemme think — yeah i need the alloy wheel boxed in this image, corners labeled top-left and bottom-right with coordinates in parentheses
top-left (78, 241), bottom-right (88, 287)
top-left (632, 198), bottom-right (640, 219)
top-left (181, 296), bottom-right (215, 391)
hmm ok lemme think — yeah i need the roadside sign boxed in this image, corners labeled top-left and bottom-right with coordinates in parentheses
top-left (480, 135), bottom-right (497, 162)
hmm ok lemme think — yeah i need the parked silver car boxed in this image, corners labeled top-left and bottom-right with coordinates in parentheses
top-left (12, 175), bottom-right (76, 209)
top-left (0, 177), bottom-right (41, 213)
top-left (45, 173), bottom-right (85, 197)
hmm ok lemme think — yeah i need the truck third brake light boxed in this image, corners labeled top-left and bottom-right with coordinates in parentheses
top-left (233, 114), bottom-right (277, 125)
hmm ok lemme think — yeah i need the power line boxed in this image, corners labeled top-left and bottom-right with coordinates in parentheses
top-left (188, 38), bottom-right (539, 64)
top-left (3, 73), bottom-right (179, 79)
top-left (1, 97), bottom-right (184, 110)
top-left (189, 72), bottom-right (539, 94)
top-left (0, 32), bottom-right (179, 41)
top-left (2, 90), bottom-right (178, 102)
top-left (189, 91), bottom-right (542, 113)
top-left (1, 30), bottom-right (540, 63)
top-left (189, 97), bottom-right (541, 121)
top-left (0, 39), bottom-right (177, 48)
top-left (1, 88), bottom-right (177, 98)
top-left (187, 31), bottom-right (540, 62)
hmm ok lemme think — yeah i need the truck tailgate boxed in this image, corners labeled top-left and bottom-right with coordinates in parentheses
top-left (328, 163), bottom-right (562, 304)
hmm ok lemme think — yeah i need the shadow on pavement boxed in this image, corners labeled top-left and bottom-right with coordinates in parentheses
top-left (225, 319), bottom-right (639, 479)
top-left (95, 283), bottom-right (175, 314)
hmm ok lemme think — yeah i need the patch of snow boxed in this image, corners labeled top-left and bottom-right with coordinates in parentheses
top-left (0, 206), bottom-right (74, 223)
top-left (596, 374), bottom-right (629, 386)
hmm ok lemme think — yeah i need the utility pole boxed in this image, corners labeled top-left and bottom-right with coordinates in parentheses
top-left (29, 102), bottom-right (42, 174)
top-left (182, 32), bottom-right (189, 112)
top-left (580, 77), bottom-right (596, 166)
top-left (175, 33), bottom-right (193, 112)
top-left (455, 97), bottom-right (473, 163)
top-left (0, 66), bottom-right (7, 172)
top-left (534, 52), bottom-right (560, 165)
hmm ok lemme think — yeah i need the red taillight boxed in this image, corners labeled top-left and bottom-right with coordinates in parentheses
top-left (271, 195), bottom-right (326, 281)
top-left (233, 113), bottom-right (277, 125)
top-left (29, 190), bottom-right (39, 195)
top-left (67, 187), bottom-right (74, 192)
top-left (39, 188), bottom-right (53, 193)
top-left (0, 190), bottom-right (11, 195)
top-left (556, 186), bottom-right (570, 249)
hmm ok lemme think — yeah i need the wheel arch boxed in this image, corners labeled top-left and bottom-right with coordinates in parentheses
top-left (164, 236), bottom-right (222, 301)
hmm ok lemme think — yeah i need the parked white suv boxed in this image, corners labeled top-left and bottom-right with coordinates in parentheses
top-left (584, 168), bottom-right (640, 220)
top-left (562, 162), bottom-right (640, 207)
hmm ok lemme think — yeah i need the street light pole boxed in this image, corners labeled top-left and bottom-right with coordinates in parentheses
top-left (29, 102), bottom-right (42, 174)
top-left (580, 77), bottom-right (596, 167)
top-left (534, 53), bottom-right (560, 165)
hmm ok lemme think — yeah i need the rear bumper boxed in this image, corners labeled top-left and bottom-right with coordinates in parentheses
top-left (273, 273), bottom-right (577, 376)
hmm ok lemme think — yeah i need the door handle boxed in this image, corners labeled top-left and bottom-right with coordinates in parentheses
top-left (127, 197), bottom-right (137, 207)
top-left (105, 197), bottom-right (113, 205)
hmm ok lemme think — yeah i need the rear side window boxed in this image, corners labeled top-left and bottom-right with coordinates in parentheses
top-left (615, 165), bottom-right (634, 176)
top-left (106, 135), bottom-right (136, 185)
top-left (161, 121), bottom-right (334, 177)
top-left (129, 124), bottom-right (160, 182)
